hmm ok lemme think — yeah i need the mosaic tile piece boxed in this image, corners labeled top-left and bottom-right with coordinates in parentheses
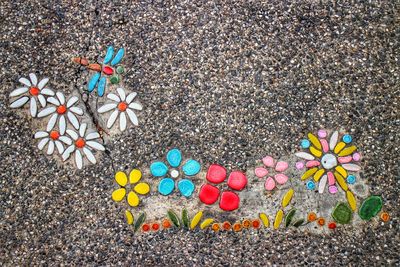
top-left (158, 178), bottom-right (175, 196)
top-left (332, 203), bottom-right (352, 224)
top-left (150, 162), bottom-right (168, 177)
top-left (219, 191), bottom-right (240, 211)
top-left (259, 213), bottom-right (270, 228)
top-left (167, 148), bottom-right (182, 168)
top-left (206, 164), bottom-right (227, 183)
top-left (359, 196), bottom-right (383, 220)
top-left (273, 209), bottom-right (284, 230)
top-left (200, 218), bottom-right (214, 229)
top-left (182, 159), bottom-right (201, 176)
top-left (190, 211), bottom-right (203, 229)
top-left (227, 171), bottom-right (247, 191)
top-left (199, 184), bottom-right (220, 205)
top-left (125, 210), bottom-right (134, 225)
top-left (177, 179), bottom-right (195, 197)
top-left (282, 188), bottom-right (294, 208)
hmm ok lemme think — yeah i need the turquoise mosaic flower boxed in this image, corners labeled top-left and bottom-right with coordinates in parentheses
top-left (150, 148), bottom-right (201, 197)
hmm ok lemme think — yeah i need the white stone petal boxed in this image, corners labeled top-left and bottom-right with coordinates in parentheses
top-left (37, 106), bottom-right (56, 118)
top-left (47, 140), bottom-right (55, 155)
top-left (67, 111), bottom-right (80, 129)
top-left (19, 77), bottom-right (31, 87)
top-left (86, 132), bottom-right (100, 140)
top-left (9, 87), bottom-right (28, 97)
top-left (10, 96), bottom-right (29, 108)
top-left (56, 92), bottom-right (65, 105)
top-left (34, 131), bottom-right (49, 139)
top-left (30, 97), bottom-right (37, 117)
top-left (37, 78), bottom-right (49, 90)
top-left (117, 87), bottom-right (126, 101)
top-left (46, 113), bottom-right (58, 131)
top-left (128, 102), bottom-right (143, 110)
top-left (318, 174), bottom-right (327, 194)
top-left (59, 136), bottom-right (72, 145)
top-left (295, 152), bottom-right (315, 160)
top-left (79, 123), bottom-right (87, 137)
top-left (38, 94), bottom-right (46, 108)
top-left (41, 88), bottom-right (55, 96)
top-left (125, 92), bottom-right (137, 104)
top-left (97, 103), bottom-right (117, 113)
top-left (62, 145), bottom-right (75, 161)
top-left (59, 115), bottom-right (66, 135)
top-left (119, 112), bottom-right (127, 131)
top-left (107, 110), bottom-right (119, 128)
top-left (46, 96), bottom-right (60, 106)
top-left (69, 106), bottom-right (83, 115)
top-left (329, 131), bottom-right (339, 150)
top-left (75, 150), bottom-right (83, 169)
top-left (38, 138), bottom-right (49, 150)
top-left (86, 141), bottom-right (105, 151)
top-left (29, 73), bottom-right (38, 86)
top-left (55, 140), bottom-right (64, 154)
top-left (107, 93), bottom-right (120, 102)
top-left (66, 96), bottom-right (79, 108)
top-left (342, 164), bottom-right (361, 172)
top-left (126, 108), bottom-right (138, 126)
top-left (66, 129), bottom-right (78, 140)
top-left (83, 147), bottom-right (96, 164)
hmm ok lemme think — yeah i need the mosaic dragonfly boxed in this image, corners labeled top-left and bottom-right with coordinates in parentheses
top-left (73, 46), bottom-right (125, 96)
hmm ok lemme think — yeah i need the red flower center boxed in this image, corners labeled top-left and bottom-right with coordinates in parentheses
top-left (118, 102), bottom-right (128, 111)
top-left (29, 87), bottom-right (40, 96)
top-left (49, 130), bottom-right (60, 140)
top-left (57, 105), bottom-right (67, 114)
top-left (75, 138), bottom-right (86, 148)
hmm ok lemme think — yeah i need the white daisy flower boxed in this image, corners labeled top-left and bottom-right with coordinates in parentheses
top-left (34, 129), bottom-right (72, 155)
top-left (97, 87), bottom-right (142, 131)
top-left (9, 73), bottom-right (55, 117)
top-left (62, 123), bottom-right (105, 169)
top-left (37, 92), bottom-right (83, 134)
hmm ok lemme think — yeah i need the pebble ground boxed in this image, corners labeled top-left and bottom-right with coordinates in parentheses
top-left (0, 1), bottom-right (398, 266)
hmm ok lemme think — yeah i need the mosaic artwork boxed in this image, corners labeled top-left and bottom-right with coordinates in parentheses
top-left (8, 46), bottom-right (389, 235)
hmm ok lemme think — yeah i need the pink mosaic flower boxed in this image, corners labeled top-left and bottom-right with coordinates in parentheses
top-left (199, 164), bottom-right (247, 211)
top-left (255, 156), bottom-right (289, 191)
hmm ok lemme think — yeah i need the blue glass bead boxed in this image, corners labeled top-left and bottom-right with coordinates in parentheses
top-left (182, 159), bottom-right (201, 176)
top-left (342, 134), bottom-right (352, 144)
top-left (346, 175), bottom-right (356, 184)
top-left (166, 148), bottom-right (182, 168)
top-left (306, 181), bottom-right (316, 190)
top-left (150, 161), bottom-right (168, 177)
top-left (158, 178), bottom-right (175, 195)
top-left (178, 179), bottom-right (195, 197)
top-left (300, 139), bottom-right (311, 149)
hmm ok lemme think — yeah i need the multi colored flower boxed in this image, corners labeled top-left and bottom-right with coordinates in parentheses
top-left (254, 156), bottom-right (289, 191)
top-left (150, 148), bottom-right (201, 197)
top-left (112, 169), bottom-right (150, 207)
top-left (199, 164), bottom-right (247, 211)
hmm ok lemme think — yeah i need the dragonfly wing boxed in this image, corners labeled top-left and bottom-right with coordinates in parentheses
top-left (97, 76), bottom-right (107, 97)
top-left (111, 48), bottom-right (124, 66)
top-left (103, 46), bottom-right (114, 64)
top-left (88, 72), bottom-right (101, 92)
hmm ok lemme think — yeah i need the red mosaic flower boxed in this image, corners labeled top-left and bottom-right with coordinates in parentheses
top-left (199, 164), bottom-right (247, 211)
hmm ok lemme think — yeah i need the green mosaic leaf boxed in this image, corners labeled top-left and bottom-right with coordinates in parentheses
top-left (134, 212), bottom-right (146, 232)
top-left (168, 210), bottom-right (180, 227)
top-left (359, 195), bottom-right (383, 221)
top-left (293, 218), bottom-right (305, 227)
top-left (332, 202), bottom-right (353, 224)
top-left (285, 209), bottom-right (296, 227)
top-left (182, 209), bottom-right (189, 228)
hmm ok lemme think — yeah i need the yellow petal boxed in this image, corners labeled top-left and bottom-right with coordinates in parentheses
top-left (335, 166), bottom-right (347, 178)
top-left (112, 188), bottom-right (126, 202)
top-left (301, 167), bottom-right (318, 180)
top-left (190, 211), bottom-right (203, 229)
top-left (200, 218), bottom-right (214, 229)
top-left (281, 188), bottom-right (294, 208)
top-left (274, 209), bottom-right (284, 230)
top-left (127, 191), bottom-right (140, 207)
top-left (346, 191), bottom-right (357, 211)
top-left (309, 146), bottom-right (322, 158)
top-left (134, 183), bottom-right (150, 195)
top-left (259, 213), bottom-right (269, 227)
top-left (313, 169), bottom-right (325, 182)
top-left (129, 169), bottom-right (142, 184)
top-left (334, 171), bottom-right (348, 191)
top-left (115, 171), bottom-right (128, 187)
top-left (334, 141), bottom-right (346, 154)
top-left (125, 210), bottom-right (134, 225)
top-left (338, 145), bottom-right (357, 156)
top-left (308, 132), bottom-right (322, 150)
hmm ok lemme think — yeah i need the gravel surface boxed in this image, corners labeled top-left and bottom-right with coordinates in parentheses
top-left (0, 0), bottom-right (399, 266)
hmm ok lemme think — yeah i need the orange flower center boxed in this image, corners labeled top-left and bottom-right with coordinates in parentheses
top-left (57, 105), bottom-right (67, 114)
top-left (49, 130), bottom-right (60, 140)
top-left (117, 102), bottom-right (128, 112)
top-left (75, 138), bottom-right (86, 148)
top-left (29, 87), bottom-right (40, 96)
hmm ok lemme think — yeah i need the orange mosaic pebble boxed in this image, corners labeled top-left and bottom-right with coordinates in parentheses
top-left (307, 212), bottom-right (317, 222)
top-left (222, 221), bottom-right (231, 231)
top-left (328, 222), bottom-right (337, 230)
top-left (233, 222), bottom-right (242, 232)
top-left (162, 219), bottom-right (172, 229)
top-left (75, 138), bottom-right (86, 148)
top-left (151, 223), bottom-right (160, 231)
top-left (142, 223), bottom-right (150, 232)
top-left (29, 86), bottom-right (40, 96)
top-left (242, 219), bottom-right (251, 228)
top-left (211, 223), bottom-right (220, 232)
top-left (317, 218), bottom-right (325, 226)
top-left (50, 130), bottom-right (60, 140)
top-left (380, 212), bottom-right (390, 222)
top-left (118, 102), bottom-right (128, 112)
top-left (252, 219), bottom-right (261, 229)
top-left (56, 105), bottom-right (67, 114)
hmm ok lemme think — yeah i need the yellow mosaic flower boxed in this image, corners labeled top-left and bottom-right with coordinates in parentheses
top-left (111, 169), bottom-right (150, 207)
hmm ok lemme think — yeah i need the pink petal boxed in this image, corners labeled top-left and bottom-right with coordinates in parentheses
top-left (320, 139), bottom-right (329, 153)
top-left (264, 177), bottom-right (276, 191)
top-left (327, 171), bottom-right (335, 186)
top-left (306, 160), bottom-right (320, 168)
top-left (262, 156), bottom-right (275, 167)
top-left (275, 161), bottom-right (288, 172)
top-left (274, 173), bottom-right (288, 185)
top-left (338, 156), bottom-right (352, 164)
top-left (255, 167), bottom-right (268, 178)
